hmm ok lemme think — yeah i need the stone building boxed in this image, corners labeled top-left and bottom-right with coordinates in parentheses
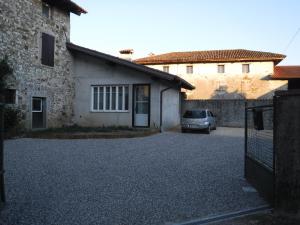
top-left (0, 0), bottom-right (86, 129)
top-left (0, 0), bottom-right (193, 130)
top-left (134, 50), bottom-right (288, 99)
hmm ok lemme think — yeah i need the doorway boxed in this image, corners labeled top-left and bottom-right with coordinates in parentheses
top-left (133, 84), bottom-right (150, 127)
top-left (32, 97), bottom-right (46, 129)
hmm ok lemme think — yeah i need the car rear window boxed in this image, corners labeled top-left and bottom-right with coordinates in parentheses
top-left (183, 110), bottom-right (206, 119)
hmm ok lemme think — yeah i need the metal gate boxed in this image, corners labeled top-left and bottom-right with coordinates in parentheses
top-left (245, 103), bottom-right (274, 205)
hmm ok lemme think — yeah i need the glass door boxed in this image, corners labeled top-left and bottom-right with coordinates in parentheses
top-left (133, 85), bottom-right (150, 127)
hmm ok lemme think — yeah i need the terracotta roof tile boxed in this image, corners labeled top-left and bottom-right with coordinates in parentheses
top-left (272, 66), bottom-right (300, 79)
top-left (134, 49), bottom-right (285, 65)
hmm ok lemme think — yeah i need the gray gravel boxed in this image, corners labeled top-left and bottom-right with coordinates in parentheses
top-left (0, 128), bottom-right (265, 225)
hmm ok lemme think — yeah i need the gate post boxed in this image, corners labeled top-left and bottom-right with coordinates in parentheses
top-left (244, 101), bottom-right (248, 178)
top-left (274, 90), bottom-right (300, 215)
top-left (0, 102), bottom-right (5, 203)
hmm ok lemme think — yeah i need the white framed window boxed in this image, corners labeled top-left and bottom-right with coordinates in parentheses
top-left (91, 85), bottom-right (129, 112)
top-left (242, 64), bottom-right (250, 73)
top-left (218, 65), bottom-right (225, 73)
top-left (163, 66), bottom-right (169, 73)
top-left (42, 3), bottom-right (51, 19)
top-left (186, 65), bottom-right (193, 74)
top-left (32, 98), bottom-right (43, 112)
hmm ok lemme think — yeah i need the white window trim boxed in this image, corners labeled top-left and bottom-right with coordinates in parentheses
top-left (32, 98), bottom-right (43, 113)
top-left (186, 65), bottom-right (193, 74)
top-left (242, 64), bottom-right (250, 73)
top-left (91, 85), bottom-right (129, 112)
top-left (218, 64), bottom-right (225, 73)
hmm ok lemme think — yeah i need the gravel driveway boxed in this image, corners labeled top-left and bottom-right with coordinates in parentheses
top-left (0, 128), bottom-right (265, 225)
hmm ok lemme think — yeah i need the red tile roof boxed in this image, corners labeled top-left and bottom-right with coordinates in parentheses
top-left (43, 0), bottom-right (87, 15)
top-left (272, 66), bottom-right (300, 79)
top-left (134, 49), bottom-right (285, 65)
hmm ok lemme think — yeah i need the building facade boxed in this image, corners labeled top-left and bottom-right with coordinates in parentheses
top-left (0, 0), bottom-right (193, 130)
top-left (0, 0), bottom-right (86, 129)
top-left (134, 50), bottom-right (288, 99)
top-left (68, 43), bottom-right (193, 129)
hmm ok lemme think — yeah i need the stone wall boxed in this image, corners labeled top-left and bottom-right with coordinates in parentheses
top-left (274, 90), bottom-right (300, 215)
top-left (0, 0), bottom-right (74, 129)
top-left (182, 99), bottom-right (273, 127)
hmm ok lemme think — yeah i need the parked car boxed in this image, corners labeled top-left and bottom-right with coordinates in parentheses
top-left (181, 109), bottom-right (217, 134)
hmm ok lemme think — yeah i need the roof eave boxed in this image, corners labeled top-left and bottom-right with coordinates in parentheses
top-left (43, 0), bottom-right (87, 15)
top-left (135, 57), bottom-right (286, 65)
top-left (66, 43), bottom-right (194, 90)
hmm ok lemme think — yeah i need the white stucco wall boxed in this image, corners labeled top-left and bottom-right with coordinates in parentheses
top-left (147, 62), bottom-right (287, 99)
top-left (72, 53), bottom-right (181, 129)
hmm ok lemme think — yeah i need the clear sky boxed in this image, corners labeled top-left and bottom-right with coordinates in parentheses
top-left (70, 0), bottom-right (300, 65)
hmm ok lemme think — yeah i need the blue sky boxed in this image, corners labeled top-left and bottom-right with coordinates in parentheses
top-left (71, 0), bottom-right (300, 65)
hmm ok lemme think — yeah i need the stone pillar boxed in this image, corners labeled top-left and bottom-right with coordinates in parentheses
top-left (274, 90), bottom-right (300, 215)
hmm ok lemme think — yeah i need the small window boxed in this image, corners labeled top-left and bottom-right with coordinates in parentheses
top-left (163, 66), bottom-right (169, 73)
top-left (92, 85), bottom-right (129, 112)
top-left (42, 3), bottom-right (51, 19)
top-left (218, 65), bottom-right (225, 73)
top-left (41, 33), bottom-right (55, 67)
top-left (3, 89), bottom-right (16, 104)
top-left (186, 65), bottom-right (193, 74)
top-left (242, 64), bottom-right (250, 73)
top-left (32, 98), bottom-right (42, 112)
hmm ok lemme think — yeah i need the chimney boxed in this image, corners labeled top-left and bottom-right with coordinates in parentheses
top-left (119, 49), bottom-right (134, 61)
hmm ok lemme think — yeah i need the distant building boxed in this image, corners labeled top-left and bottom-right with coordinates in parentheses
top-left (272, 66), bottom-right (300, 90)
top-left (134, 49), bottom-right (288, 99)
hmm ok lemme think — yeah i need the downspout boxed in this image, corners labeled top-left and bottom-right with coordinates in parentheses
top-left (160, 87), bottom-right (172, 133)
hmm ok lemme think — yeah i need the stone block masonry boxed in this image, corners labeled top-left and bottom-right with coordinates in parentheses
top-left (274, 90), bottom-right (300, 215)
top-left (0, 0), bottom-right (74, 129)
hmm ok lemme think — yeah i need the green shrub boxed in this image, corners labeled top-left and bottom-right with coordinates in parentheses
top-left (3, 106), bottom-right (22, 132)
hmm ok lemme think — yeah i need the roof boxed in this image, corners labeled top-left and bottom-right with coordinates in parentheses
top-left (272, 66), bottom-right (300, 80)
top-left (42, 0), bottom-right (87, 15)
top-left (134, 49), bottom-right (286, 65)
top-left (66, 43), bottom-right (194, 90)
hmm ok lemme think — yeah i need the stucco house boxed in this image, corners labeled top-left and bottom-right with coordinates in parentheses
top-left (0, 0), bottom-right (193, 130)
top-left (67, 43), bottom-right (193, 129)
top-left (134, 50), bottom-right (287, 99)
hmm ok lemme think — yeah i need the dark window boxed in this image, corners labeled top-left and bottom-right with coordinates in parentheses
top-left (218, 65), bottom-right (225, 73)
top-left (42, 3), bottom-right (51, 19)
top-left (163, 66), bottom-right (169, 73)
top-left (186, 65), bottom-right (193, 74)
top-left (125, 86), bottom-right (129, 110)
top-left (183, 110), bottom-right (206, 119)
top-left (111, 86), bottom-right (116, 110)
top-left (41, 33), bottom-right (55, 67)
top-left (3, 89), bottom-right (16, 104)
top-left (32, 98), bottom-right (42, 112)
top-left (105, 86), bottom-right (110, 110)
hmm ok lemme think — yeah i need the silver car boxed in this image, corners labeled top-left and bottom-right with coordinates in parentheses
top-left (181, 109), bottom-right (217, 134)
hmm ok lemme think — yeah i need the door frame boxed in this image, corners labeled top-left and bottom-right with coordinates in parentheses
top-left (132, 84), bottom-right (151, 128)
top-left (31, 97), bottom-right (47, 130)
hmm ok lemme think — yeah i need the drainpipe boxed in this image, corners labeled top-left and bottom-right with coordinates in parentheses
top-left (160, 87), bottom-right (172, 133)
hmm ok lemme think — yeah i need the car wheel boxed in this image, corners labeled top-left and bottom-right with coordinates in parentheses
top-left (206, 125), bottom-right (211, 134)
